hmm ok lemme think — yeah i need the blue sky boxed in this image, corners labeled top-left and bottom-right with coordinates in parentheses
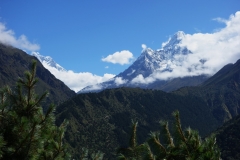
top-left (0, 1), bottom-right (240, 91)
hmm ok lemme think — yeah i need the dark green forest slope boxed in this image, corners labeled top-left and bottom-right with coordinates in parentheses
top-left (0, 43), bottom-right (76, 108)
top-left (215, 114), bottom-right (240, 160)
top-left (56, 88), bottom-right (219, 158)
top-left (55, 59), bottom-right (240, 159)
top-left (173, 59), bottom-right (240, 124)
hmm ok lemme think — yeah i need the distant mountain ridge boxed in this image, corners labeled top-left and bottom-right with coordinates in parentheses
top-left (29, 31), bottom-right (210, 94)
top-left (79, 31), bottom-right (207, 93)
top-left (201, 59), bottom-right (240, 87)
top-left (32, 52), bottom-right (66, 72)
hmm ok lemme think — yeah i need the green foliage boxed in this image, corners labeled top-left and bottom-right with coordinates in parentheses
top-left (78, 148), bottom-right (104, 160)
top-left (117, 121), bottom-right (148, 160)
top-left (0, 60), bottom-right (70, 159)
top-left (215, 114), bottom-right (240, 160)
top-left (147, 111), bottom-right (221, 160)
top-left (118, 111), bottom-right (221, 160)
top-left (56, 87), bottom-right (220, 159)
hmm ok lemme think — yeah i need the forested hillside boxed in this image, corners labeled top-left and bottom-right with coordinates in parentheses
top-left (215, 114), bottom-right (240, 160)
top-left (55, 59), bottom-right (240, 159)
top-left (173, 59), bottom-right (240, 123)
top-left (56, 87), bottom-right (219, 158)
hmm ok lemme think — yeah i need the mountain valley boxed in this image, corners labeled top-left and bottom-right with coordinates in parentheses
top-left (1, 42), bottom-right (240, 159)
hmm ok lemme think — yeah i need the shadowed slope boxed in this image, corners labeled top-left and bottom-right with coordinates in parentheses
top-left (0, 43), bottom-right (76, 108)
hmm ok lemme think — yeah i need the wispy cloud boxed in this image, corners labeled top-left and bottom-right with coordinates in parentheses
top-left (42, 63), bottom-right (115, 92)
top-left (131, 11), bottom-right (240, 84)
top-left (101, 50), bottom-right (134, 65)
top-left (0, 22), bottom-right (40, 52)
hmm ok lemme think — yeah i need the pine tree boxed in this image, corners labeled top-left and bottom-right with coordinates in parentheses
top-left (117, 111), bottom-right (221, 160)
top-left (78, 148), bottom-right (104, 160)
top-left (0, 60), bottom-right (70, 159)
top-left (117, 121), bottom-right (148, 160)
top-left (147, 110), bottom-right (221, 160)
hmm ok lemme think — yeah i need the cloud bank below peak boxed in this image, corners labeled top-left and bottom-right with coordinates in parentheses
top-left (0, 22), bottom-right (40, 52)
top-left (32, 52), bottom-right (115, 92)
top-left (42, 63), bottom-right (115, 92)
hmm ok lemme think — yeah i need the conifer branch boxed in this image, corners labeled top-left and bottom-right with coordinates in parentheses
top-left (160, 120), bottom-right (175, 148)
top-left (172, 110), bottom-right (186, 143)
top-left (129, 120), bottom-right (138, 148)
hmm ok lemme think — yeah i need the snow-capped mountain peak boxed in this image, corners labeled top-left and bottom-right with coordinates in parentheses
top-left (134, 31), bottom-right (190, 74)
top-left (78, 31), bottom-right (193, 93)
top-left (162, 31), bottom-right (185, 50)
top-left (32, 52), bottom-right (66, 72)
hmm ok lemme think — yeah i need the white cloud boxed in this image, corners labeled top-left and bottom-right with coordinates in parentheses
top-left (141, 44), bottom-right (147, 52)
top-left (179, 11), bottom-right (240, 74)
top-left (0, 22), bottom-right (40, 51)
top-left (141, 44), bottom-right (147, 49)
top-left (42, 64), bottom-right (115, 92)
top-left (131, 11), bottom-right (240, 84)
top-left (114, 77), bottom-right (127, 86)
top-left (102, 50), bottom-right (134, 65)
